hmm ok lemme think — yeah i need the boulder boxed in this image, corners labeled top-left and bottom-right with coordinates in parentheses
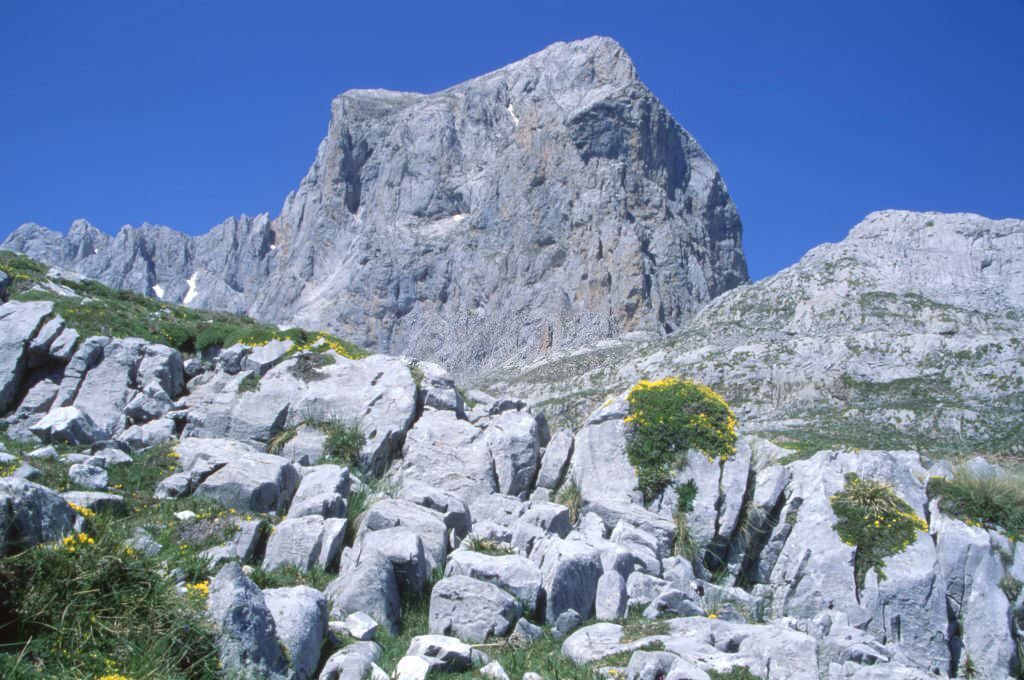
top-left (206, 562), bottom-right (290, 680)
top-left (245, 339), bottom-right (294, 375)
top-left (68, 460), bottom-right (108, 490)
top-left (0, 478), bottom-right (76, 556)
top-left (397, 409), bottom-right (495, 503)
top-left (279, 425), bottom-right (329, 465)
top-left (444, 550), bottom-right (543, 611)
top-left (263, 516), bottom-right (346, 572)
top-left (193, 452), bottom-right (300, 514)
top-left (406, 634), bottom-right (487, 671)
top-left (325, 549), bottom-right (401, 634)
top-left (202, 518), bottom-right (267, 566)
top-left (355, 526), bottom-right (429, 598)
top-left (318, 641), bottom-right (383, 680)
top-left (29, 406), bottom-right (103, 445)
top-left (569, 397), bottom-right (641, 507)
top-left (583, 499), bottom-right (676, 557)
top-left (934, 508), bottom-right (1017, 679)
top-left (535, 428), bottom-right (574, 490)
top-left (264, 585), bottom-right (328, 680)
top-left (287, 464), bottom-right (350, 519)
top-left (413, 361), bottom-right (465, 416)
top-left (60, 491), bottom-right (125, 515)
top-left (561, 622), bottom-right (657, 665)
top-left (361, 499), bottom-right (448, 572)
top-left (428, 575), bottom-right (521, 643)
top-left (594, 571), bottom-right (628, 620)
top-left (0, 301), bottom-right (53, 414)
top-left (335, 612), bottom-right (378, 642)
top-left (484, 410), bottom-right (540, 497)
top-left (533, 537), bottom-right (603, 622)
top-left (117, 417), bottom-right (176, 451)
top-left (399, 481), bottom-right (471, 542)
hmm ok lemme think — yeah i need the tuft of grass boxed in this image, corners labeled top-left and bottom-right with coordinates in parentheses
top-left (318, 419), bottom-right (365, 467)
top-left (288, 352), bottom-right (335, 382)
top-left (460, 536), bottom-right (514, 556)
top-left (555, 478), bottom-right (582, 525)
top-left (928, 468), bottom-right (1024, 541)
top-left (267, 426), bottom-right (299, 456)
top-left (831, 473), bottom-right (927, 593)
top-left (237, 372), bottom-right (261, 393)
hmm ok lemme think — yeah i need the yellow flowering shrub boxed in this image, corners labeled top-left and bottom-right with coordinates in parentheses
top-left (831, 473), bottom-right (928, 592)
top-left (625, 377), bottom-right (738, 501)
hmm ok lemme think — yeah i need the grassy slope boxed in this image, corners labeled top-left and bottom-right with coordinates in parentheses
top-left (0, 249), bottom-right (367, 358)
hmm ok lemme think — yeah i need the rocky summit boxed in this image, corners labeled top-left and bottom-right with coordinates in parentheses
top-left (1, 36), bottom-right (1023, 680)
top-left (3, 36), bottom-right (747, 377)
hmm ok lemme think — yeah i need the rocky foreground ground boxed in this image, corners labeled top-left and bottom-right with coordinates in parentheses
top-left (1, 283), bottom-right (1021, 679)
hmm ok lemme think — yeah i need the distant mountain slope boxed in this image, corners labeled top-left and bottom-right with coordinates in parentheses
top-left (484, 210), bottom-right (1024, 456)
top-left (3, 37), bottom-right (747, 377)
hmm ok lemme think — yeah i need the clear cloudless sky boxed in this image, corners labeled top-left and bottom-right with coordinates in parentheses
top-left (1, 0), bottom-right (1022, 280)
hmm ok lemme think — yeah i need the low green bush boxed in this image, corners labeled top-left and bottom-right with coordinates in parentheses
top-left (831, 473), bottom-right (927, 592)
top-left (625, 378), bottom-right (738, 502)
top-left (928, 469), bottom-right (1024, 540)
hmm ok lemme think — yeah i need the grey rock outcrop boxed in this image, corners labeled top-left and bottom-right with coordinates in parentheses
top-left (3, 37), bottom-right (747, 378)
top-left (428, 575), bottom-right (521, 643)
top-left (0, 301), bottom-right (54, 413)
top-left (264, 586), bottom-right (328, 680)
top-left (207, 562), bottom-right (290, 680)
top-left (0, 478), bottom-right (76, 556)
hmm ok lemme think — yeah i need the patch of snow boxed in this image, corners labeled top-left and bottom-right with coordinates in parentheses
top-left (270, 244), bottom-right (277, 250)
top-left (452, 214), bottom-right (466, 223)
top-left (182, 272), bottom-right (199, 305)
top-left (507, 103), bottom-right (519, 126)
top-left (92, 247), bottom-right (98, 255)
top-left (151, 284), bottom-right (164, 299)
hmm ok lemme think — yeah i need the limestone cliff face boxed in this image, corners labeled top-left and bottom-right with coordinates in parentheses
top-left (3, 37), bottom-right (747, 376)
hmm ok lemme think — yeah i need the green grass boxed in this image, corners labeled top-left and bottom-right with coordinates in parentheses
top-left (928, 469), bottom-right (1024, 541)
top-left (237, 372), bottom-right (261, 393)
top-left (709, 667), bottom-right (761, 680)
top-left (249, 565), bottom-right (335, 591)
top-left (460, 536), bottom-right (514, 556)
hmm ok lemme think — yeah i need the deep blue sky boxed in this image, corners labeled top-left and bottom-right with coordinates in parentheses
top-left (1, 1), bottom-right (1021, 280)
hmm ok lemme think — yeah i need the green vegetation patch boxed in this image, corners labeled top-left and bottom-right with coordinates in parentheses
top-left (555, 478), bottom-right (582, 525)
top-left (625, 378), bottom-right (737, 502)
top-left (709, 667), bottom-right (762, 680)
top-left (0, 513), bottom-right (218, 679)
top-left (830, 473), bottom-right (928, 593)
top-left (928, 469), bottom-right (1024, 541)
top-left (318, 419), bottom-right (365, 467)
top-left (2, 249), bottom-right (368, 359)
